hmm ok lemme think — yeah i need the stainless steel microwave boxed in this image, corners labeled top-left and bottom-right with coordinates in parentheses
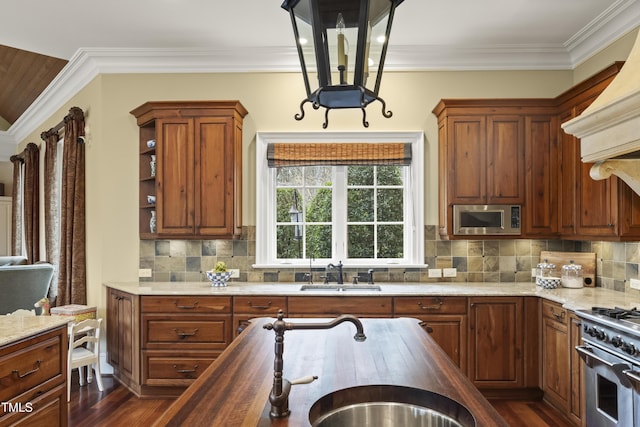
top-left (453, 205), bottom-right (521, 236)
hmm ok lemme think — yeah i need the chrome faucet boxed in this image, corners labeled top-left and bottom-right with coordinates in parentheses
top-left (327, 260), bottom-right (344, 284)
top-left (263, 310), bottom-right (367, 418)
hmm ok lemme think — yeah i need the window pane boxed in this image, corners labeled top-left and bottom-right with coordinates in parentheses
top-left (348, 166), bottom-right (373, 185)
top-left (378, 225), bottom-right (404, 258)
top-left (377, 188), bottom-right (403, 221)
top-left (348, 224), bottom-right (374, 258)
top-left (377, 166), bottom-right (403, 185)
top-left (305, 187), bottom-right (332, 222)
top-left (348, 188), bottom-right (374, 221)
top-left (277, 167), bottom-right (302, 186)
top-left (277, 225), bottom-right (303, 259)
top-left (306, 225), bottom-right (332, 258)
top-left (276, 188), bottom-right (302, 222)
top-left (304, 166), bottom-right (332, 186)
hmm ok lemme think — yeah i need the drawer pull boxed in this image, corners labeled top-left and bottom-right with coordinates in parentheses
top-left (174, 301), bottom-right (199, 310)
top-left (550, 308), bottom-right (566, 321)
top-left (418, 321), bottom-right (434, 334)
top-left (248, 301), bottom-right (272, 310)
top-left (418, 298), bottom-right (443, 311)
top-left (13, 360), bottom-right (42, 379)
top-left (174, 364), bottom-right (199, 374)
top-left (174, 328), bottom-right (199, 339)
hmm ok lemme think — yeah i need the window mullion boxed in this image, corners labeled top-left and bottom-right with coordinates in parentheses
top-left (333, 167), bottom-right (347, 261)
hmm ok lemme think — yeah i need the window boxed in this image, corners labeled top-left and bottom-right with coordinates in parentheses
top-left (255, 132), bottom-right (424, 268)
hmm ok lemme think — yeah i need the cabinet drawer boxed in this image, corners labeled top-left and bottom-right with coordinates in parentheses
top-left (0, 383), bottom-right (66, 427)
top-left (0, 336), bottom-right (63, 404)
top-left (141, 296), bottom-right (232, 313)
top-left (233, 296), bottom-right (287, 315)
top-left (542, 300), bottom-right (567, 324)
top-left (288, 296), bottom-right (392, 316)
top-left (142, 314), bottom-right (232, 350)
top-left (394, 297), bottom-right (467, 315)
top-left (142, 351), bottom-right (219, 385)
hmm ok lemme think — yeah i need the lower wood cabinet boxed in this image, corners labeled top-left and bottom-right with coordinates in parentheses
top-left (542, 300), bottom-right (570, 412)
top-left (288, 296), bottom-right (393, 317)
top-left (0, 326), bottom-right (68, 427)
top-left (541, 300), bottom-right (584, 426)
top-left (232, 296), bottom-right (287, 337)
top-left (394, 296), bottom-right (467, 374)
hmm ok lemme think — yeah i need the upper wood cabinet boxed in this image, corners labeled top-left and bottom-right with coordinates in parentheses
top-left (131, 101), bottom-right (248, 239)
top-left (556, 63), bottom-right (640, 240)
top-left (433, 100), bottom-right (556, 239)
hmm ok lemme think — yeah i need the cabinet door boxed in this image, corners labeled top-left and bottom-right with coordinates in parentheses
top-left (107, 289), bottom-right (137, 382)
top-left (568, 313), bottom-right (584, 425)
top-left (156, 118), bottom-right (195, 235)
top-left (542, 317), bottom-right (569, 412)
top-left (418, 315), bottom-right (467, 374)
top-left (194, 117), bottom-right (235, 236)
top-left (447, 116), bottom-right (486, 204)
top-left (524, 115), bottom-right (557, 237)
top-left (468, 297), bottom-right (523, 388)
top-left (558, 108), bottom-right (578, 236)
top-left (486, 115), bottom-right (524, 204)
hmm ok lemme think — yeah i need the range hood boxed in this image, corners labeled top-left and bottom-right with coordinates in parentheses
top-left (562, 30), bottom-right (640, 196)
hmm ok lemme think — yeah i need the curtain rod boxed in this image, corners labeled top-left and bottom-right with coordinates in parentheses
top-left (40, 106), bottom-right (85, 141)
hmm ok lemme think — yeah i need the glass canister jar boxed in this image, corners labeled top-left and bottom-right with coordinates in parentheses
top-left (536, 259), bottom-right (556, 286)
top-left (561, 260), bottom-right (583, 288)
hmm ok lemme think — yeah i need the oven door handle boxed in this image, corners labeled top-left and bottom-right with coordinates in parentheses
top-left (576, 345), bottom-right (633, 388)
top-left (623, 369), bottom-right (640, 392)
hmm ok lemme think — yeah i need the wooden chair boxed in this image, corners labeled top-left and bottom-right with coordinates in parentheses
top-left (67, 318), bottom-right (104, 401)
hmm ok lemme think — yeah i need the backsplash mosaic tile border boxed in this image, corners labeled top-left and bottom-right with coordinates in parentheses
top-left (139, 225), bottom-right (640, 295)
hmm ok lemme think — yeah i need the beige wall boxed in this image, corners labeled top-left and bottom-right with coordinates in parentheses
top-left (15, 30), bottom-right (638, 316)
top-left (573, 28), bottom-right (638, 84)
top-left (0, 116), bottom-right (9, 131)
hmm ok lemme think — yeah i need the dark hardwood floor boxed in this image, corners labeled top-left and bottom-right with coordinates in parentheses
top-left (68, 373), bottom-right (575, 426)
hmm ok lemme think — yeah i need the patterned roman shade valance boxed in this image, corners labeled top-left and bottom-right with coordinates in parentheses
top-left (267, 142), bottom-right (412, 167)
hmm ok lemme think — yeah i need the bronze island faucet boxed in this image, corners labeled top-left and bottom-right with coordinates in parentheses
top-left (262, 310), bottom-right (367, 418)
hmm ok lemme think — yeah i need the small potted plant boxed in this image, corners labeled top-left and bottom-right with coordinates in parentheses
top-left (206, 261), bottom-right (232, 287)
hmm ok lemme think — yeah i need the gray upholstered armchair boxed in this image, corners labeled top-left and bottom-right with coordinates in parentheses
top-left (0, 260), bottom-right (54, 315)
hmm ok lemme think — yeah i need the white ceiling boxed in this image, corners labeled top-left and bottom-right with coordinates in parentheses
top-left (0, 0), bottom-right (639, 158)
top-left (2, 0), bottom-right (639, 68)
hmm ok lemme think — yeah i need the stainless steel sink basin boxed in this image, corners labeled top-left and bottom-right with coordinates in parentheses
top-left (299, 284), bottom-right (381, 291)
top-left (309, 385), bottom-right (475, 427)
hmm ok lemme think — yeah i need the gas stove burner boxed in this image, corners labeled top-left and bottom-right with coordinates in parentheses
top-left (592, 306), bottom-right (640, 319)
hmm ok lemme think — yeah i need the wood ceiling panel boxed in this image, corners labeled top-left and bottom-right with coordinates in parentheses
top-left (0, 45), bottom-right (67, 125)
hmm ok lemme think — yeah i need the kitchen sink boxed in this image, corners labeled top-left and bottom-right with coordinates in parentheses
top-left (299, 284), bottom-right (381, 291)
top-left (309, 385), bottom-right (475, 427)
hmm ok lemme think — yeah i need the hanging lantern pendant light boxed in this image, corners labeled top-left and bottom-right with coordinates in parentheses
top-left (281, 0), bottom-right (404, 128)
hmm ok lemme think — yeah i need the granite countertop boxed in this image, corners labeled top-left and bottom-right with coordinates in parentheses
top-left (0, 315), bottom-right (71, 347)
top-left (104, 281), bottom-right (640, 312)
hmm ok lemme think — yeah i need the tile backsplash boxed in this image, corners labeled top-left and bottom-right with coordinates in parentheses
top-left (139, 225), bottom-right (640, 295)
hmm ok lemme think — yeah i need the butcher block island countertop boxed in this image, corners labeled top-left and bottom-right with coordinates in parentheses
top-left (154, 316), bottom-right (507, 427)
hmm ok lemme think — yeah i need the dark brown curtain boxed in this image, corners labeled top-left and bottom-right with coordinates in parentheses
top-left (267, 142), bottom-right (412, 167)
top-left (57, 107), bottom-right (86, 306)
top-left (9, 155), bottom-right (23, 256)
top-left (42, 130), bottom-right (61, 302)
top-left (23, 143), bottom-right (40, 263)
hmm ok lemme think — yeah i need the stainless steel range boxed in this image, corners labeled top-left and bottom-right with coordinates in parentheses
top-left (576, 307), bottom-right (640, 427)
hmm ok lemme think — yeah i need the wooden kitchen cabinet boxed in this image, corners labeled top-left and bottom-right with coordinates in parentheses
top-left (106, 288), bottom-right (139, 393)
top-left (0, 325), bottom-right (68, 427)
top-left (557, 62), bottom-right (640, 240)
top-left (568, 312), bottom-right (584, 425)
top-left (140, 296), bottom-right (232, 395)
top-left (394, 296), bottom-right (467, 374)
top-left (232, 296), bottom-right (287, 337)
top-left (541, 300), bottom-right (570, 413)
top-left (433, 100), bottom-right (557, 239)
top-left (468, 296), bottom-right (524, 390)
top-left (288, 296), bottom-right (393, 317)
top-left (131, 101), bottom-right (248, 240)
